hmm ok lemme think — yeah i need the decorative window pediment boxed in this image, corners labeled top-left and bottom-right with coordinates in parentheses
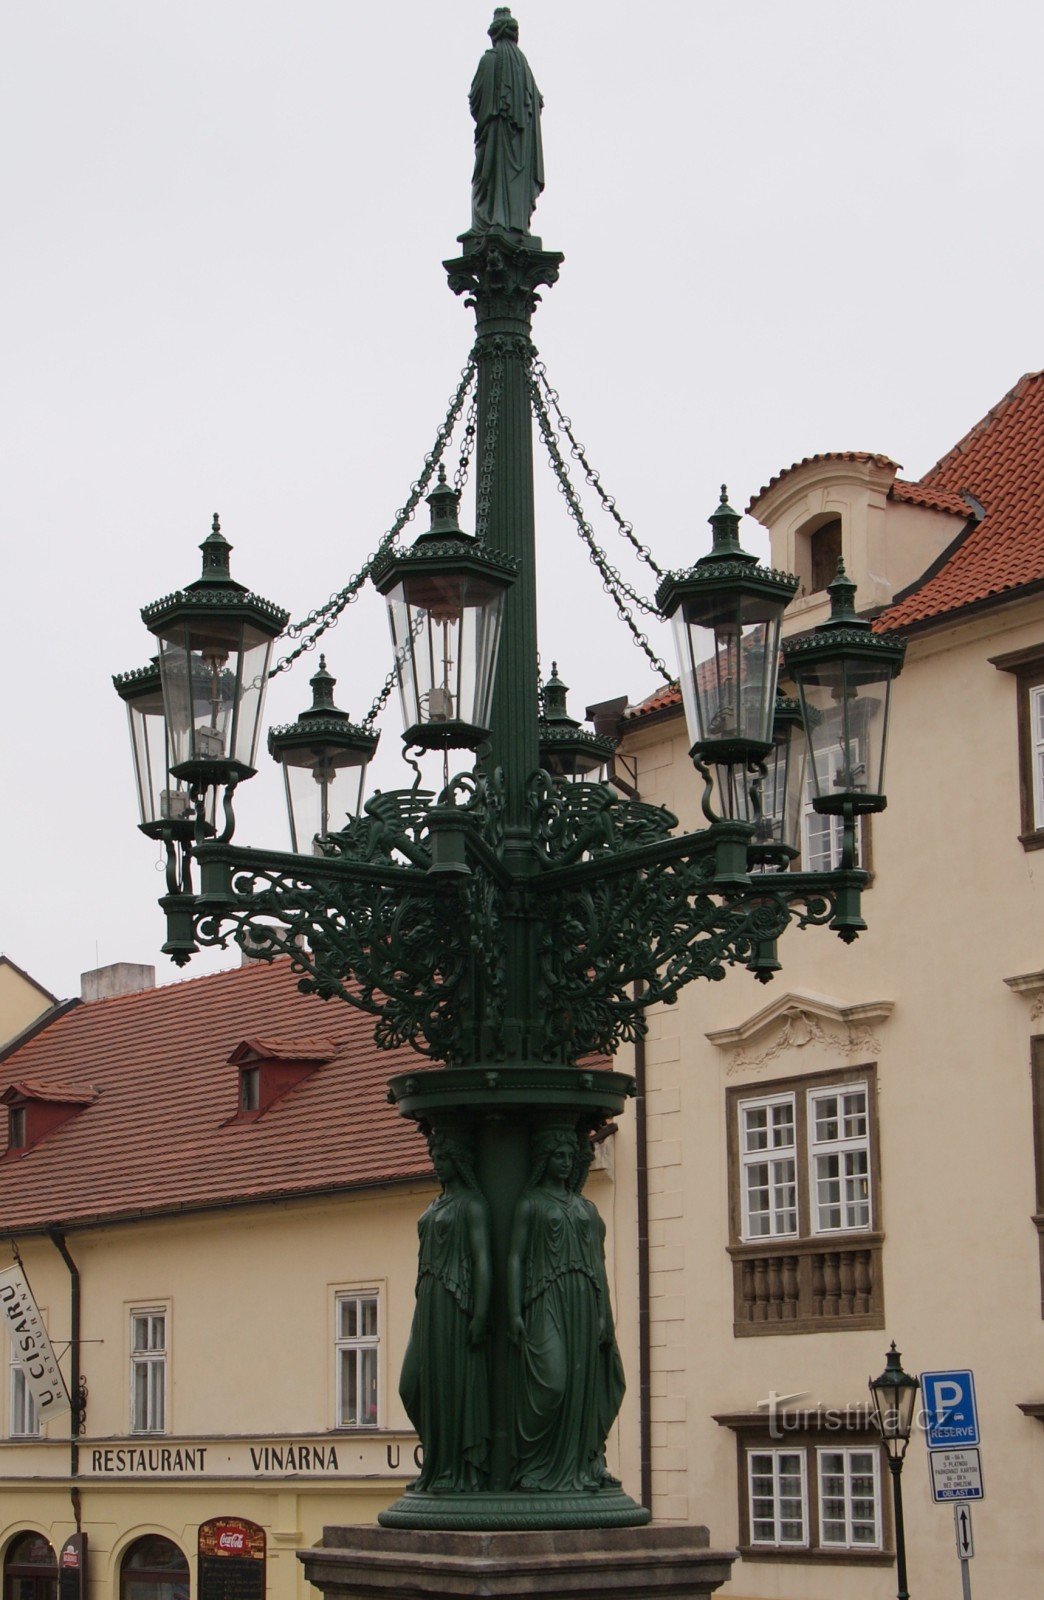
top-left (706, 992), bottom-right (893, 1079)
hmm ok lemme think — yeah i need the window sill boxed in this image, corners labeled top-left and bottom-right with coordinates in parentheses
top-left (738, 1545), bottom-right (893, 1566)
top-left (1019, 830), bottom-right (1044, 851)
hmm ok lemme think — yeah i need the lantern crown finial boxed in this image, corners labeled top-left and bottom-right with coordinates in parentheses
top-left (540, 662), bottom-right (575, 727)
top-left (421, 465), bottom-right (468, 543)
top-left (823, 557), bottom-right (861, 628)
top-left (308, 654), bottom-right (340, 714)
top-left (700, 484), bottom-right (752, 567)
top-left (196, 512), bottom-right (235, 588)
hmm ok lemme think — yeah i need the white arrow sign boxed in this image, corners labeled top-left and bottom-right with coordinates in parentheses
top-left (953, 1502), bottom-right (974, 1561)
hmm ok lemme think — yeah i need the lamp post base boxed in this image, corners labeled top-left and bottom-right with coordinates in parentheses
top-left (302, 1524), bottom-right (736, 1600)
top-left (376, 1485), bottom-right (650, 1530)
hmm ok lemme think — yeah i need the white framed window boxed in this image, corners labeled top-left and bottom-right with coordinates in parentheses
top-left (817, 1446), bottom-right (882, 1548)
top-left (9, 1345), bottom-right (40, 1437)
top-left (808, 1084), bottom-right (871, 1233)
top-left (802, 747), bottom-right (845, 871)
top-left (1031, 683), bottom-right (1044, 829)
top-left (335, 1290), bottom-right (379, 1428)
top-left (130, 1308), bottom-right (167, 1433)
top-left (739, 1094), bottom-right (798, 1240)
top-left (747, 1448), bottom-right (808, 1546)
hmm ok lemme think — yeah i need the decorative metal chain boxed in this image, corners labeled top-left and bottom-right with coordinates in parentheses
top-left (528, 364), bottom-right (673, 685)
top-left (531, 360), bottom-right (664, 579)
top-left (268, 357), bottom-right (479, 678)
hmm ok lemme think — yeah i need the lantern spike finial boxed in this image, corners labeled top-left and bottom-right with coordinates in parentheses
top-left (824, 557), bottom-right (860, 628)
top-left (198, 510), bottom-right (233, 585)
top-left (541, 662), bottom-right (573, 725)
top-left (703, 483), bottom-right (747, 563)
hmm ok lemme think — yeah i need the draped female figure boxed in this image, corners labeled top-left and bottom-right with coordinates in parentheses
top-left (399, 1128), bottom-right (492, 1491)
top-left (507, 1125), bottom-right (625, 1492)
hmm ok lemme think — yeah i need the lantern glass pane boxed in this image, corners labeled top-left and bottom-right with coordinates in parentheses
top-left (796, 661), bottom-right (892, 801)
top-left (387, 572), bottom-right (505, 736)
top-left (281, 746), bottom-right (369, 851)
top-left (158, 621), bottom-right (273, 773)
top-left (125, 690), bottom-right (193, 828)
top-left (672, 594), bottom-right (784, 753)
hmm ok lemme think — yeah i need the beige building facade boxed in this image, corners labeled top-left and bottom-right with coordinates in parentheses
top-left (612, 375), bottom-right (1044, 1596)
top-left (0, 960), bottom-right (627, 1600)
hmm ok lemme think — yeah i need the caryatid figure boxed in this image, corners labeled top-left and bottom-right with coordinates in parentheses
top-left (469, 8), bottom-right (545, 238)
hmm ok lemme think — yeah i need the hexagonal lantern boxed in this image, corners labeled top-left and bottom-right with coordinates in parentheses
top-left (141, 515), bottom-right (289, 789)
top-left (538, 663), bottom-right (617, 782)
top-left (113, 658), bottom-right (196, 837)
top-left (371, 469), bottom-right (516, 751)
top-left (656, 488), bottom-right (799, 773)
top-left (782, 561), bottom-right (906, 816)
top-left (268, 656), bottom-right (379, 852)
top-left (715, 690), bottom-right (809, 864)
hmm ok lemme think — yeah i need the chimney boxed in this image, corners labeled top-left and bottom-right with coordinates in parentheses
top-left (80, 963), bottom-right (156, 1002)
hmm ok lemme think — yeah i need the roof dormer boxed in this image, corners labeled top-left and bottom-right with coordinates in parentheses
top-left (1, 1081), bottom-right (98, 1157)
top-left (226, 1037), bottom-right (335, 1123)
top-left (748, 452), bottom-right (968, 632)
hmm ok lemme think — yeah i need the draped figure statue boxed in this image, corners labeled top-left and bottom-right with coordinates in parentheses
top-left (469, 8), bottom-right (545, 237)
top-left (507, 1125), bottom-right (626, 1492)
top-left (399, 1128), bottom-right (492, 1491)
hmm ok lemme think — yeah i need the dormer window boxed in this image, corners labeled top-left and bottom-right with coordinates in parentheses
top-left (810, 518), bottom-right (842, 593)
top-left (2, 1082), bottom-right (97, 1156)
top-left (226, 1038), bottom-right (335, 1123)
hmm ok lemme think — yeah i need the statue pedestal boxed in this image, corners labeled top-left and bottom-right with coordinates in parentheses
top-left (300, 1525), bottom-right (736, 1600)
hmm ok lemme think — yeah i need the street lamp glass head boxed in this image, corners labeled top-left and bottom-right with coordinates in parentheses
top-left (717, 692), bottom-right (808, 865)
top-left (782, 561), bottom-right (906, 817)
top-left (656, 489), bottom-right (798, 771)
top-left (869, 1341), bottom-right (920, 1457)
top-left (371, 477), bottom-right (516, 753)
top-left (267, 657), bottom-right (379, 852)
top-left (141, 515), bottom-right (289, 789)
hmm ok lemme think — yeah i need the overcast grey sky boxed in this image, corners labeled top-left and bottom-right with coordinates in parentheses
top-left (3, 1), bottom-right (1041, 998)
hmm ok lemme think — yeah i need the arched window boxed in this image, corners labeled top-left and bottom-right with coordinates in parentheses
top-left (4, 1533), bottom-right (57, 1600)
top-left (119, 1538), bottom-right (189, 1600)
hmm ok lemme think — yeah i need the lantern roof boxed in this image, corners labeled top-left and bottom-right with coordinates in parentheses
top-left (141, 514), bottom-right (290, 638)
top-left (655, 487), bottom-right (798, 618)
top-left (267, 657), bottom-right (379, 762)
top-left (783, 560), bottom-right (906, 674)
top-left (370, 470), bottom-right (516, 594)
top-left (113, 658), bottom-right (161, 703)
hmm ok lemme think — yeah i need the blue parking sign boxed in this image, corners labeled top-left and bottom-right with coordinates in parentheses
top-left (921, 1369), bottom-right (979, 1449)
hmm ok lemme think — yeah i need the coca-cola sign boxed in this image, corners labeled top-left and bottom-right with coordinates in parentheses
top-left (197, 1520), bottom-right (264, 1561)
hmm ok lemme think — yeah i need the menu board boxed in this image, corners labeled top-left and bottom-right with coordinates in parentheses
top-left (197, 1520), bottom-right (265, 1600)
top-left (58, 1534), bottom-right (87, 1600)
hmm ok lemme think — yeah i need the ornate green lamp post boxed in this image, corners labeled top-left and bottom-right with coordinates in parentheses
top-left (121, 11), bottom-right (905, 1533)
top-left (869, 1343), bottom-right (920, 1600)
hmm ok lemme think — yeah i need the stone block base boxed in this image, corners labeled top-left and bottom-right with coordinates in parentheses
top-left (300, 1525), bottom-right (737, 1600)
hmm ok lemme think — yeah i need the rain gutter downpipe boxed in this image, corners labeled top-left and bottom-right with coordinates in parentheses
top-left (48, 1227), bottom-right (82, 1508)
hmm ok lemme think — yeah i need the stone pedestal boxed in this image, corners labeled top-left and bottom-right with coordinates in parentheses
top-left (300, 1525), bottom-right (736, 1600)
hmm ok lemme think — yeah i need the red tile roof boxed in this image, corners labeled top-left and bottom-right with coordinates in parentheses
top-left (0, 959), bottom-right (433, 1232)
top-left (889, 480), bottom-right (972, 517)
top-left (879, 370), bottom-right (1044, 629)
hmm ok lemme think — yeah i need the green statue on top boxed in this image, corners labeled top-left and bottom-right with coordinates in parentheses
top-left (469, 9), bottom-right (545, 238)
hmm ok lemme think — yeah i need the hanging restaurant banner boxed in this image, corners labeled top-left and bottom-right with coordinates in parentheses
top-left (198, 1519), bottom-right (265, 1600)
top-left (59, 1533), bottom-right (88, 1600)
top-left (0, 1263), bottom-right (71, 1421)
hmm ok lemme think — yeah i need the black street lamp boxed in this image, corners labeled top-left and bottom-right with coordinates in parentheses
top-left (119, 11), bottom-right (905, 1533)
top-left (869, 1342), bottom-right (921, 1600)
